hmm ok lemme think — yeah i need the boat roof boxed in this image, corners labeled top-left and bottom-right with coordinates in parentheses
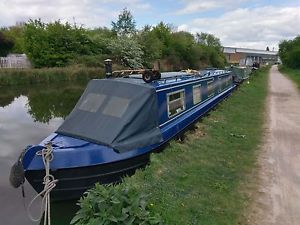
top-left (112, 69), bottom-right (231, 90)
top-left (57, 79), bottom-right (162, 153)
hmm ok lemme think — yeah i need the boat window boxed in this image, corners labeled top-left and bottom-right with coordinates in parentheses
top-left (193, 84), bottom-right (201, 105)
top-left (219, 76), bottom-right (226, 91)
top-left (226, 76), bottom-right (232, 86)
top-left (79, 93), bottom-right (106, 113)
top-left (207, 80), bottom-right (214, 97)
top-left (222, 76), bottom-right (227, 89)
top-left (218, 76), bottom-right (222, 93)
top-left (102, 96), bottom-right (130, 118)
top-left (167, 90), bottom-right (185, 117)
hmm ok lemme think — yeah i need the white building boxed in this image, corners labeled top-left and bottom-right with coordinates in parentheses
top-left (0, 54), bottom-right (31, 68)
top-left (223, 47), bottom-right (279, 66)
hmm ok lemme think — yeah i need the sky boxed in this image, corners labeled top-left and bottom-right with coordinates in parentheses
top-left (1, 0), bottom-right (300, 50)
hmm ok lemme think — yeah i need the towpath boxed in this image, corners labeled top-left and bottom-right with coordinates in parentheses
top-left (249, 65), bottom-right (300, 225)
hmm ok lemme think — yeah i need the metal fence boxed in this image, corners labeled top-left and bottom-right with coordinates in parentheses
top-left (0, 54), bottom-right (31, 68)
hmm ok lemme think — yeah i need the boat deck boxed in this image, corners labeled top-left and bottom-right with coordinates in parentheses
top-left (116, 69), bottom-right (231, 90)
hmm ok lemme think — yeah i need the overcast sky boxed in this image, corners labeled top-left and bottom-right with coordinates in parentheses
top-left (1, 0), bottom-right (300, 50)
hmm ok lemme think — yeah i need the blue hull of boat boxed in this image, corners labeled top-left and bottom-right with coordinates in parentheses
top-left (23, 84), bottom-right (235, 200)
top-left (21, 68), bottom-right (236, 200)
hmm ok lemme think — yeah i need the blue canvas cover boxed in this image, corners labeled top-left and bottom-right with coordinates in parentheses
top-left (56, 79), bottom-right (163, 153)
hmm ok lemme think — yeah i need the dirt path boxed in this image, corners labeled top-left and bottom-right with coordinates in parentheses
top-left (249, 65), bottom-right (300, 225)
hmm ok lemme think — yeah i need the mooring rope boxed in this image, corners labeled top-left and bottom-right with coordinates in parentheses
top-left (27, 142), bottom-right (58, 225)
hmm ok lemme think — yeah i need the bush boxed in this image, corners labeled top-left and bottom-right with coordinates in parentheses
top-left (108, 37), bottom-right (144, 68)
top-left (2, 11), bottom-right (227, 70)
top-left (71, 183), bottom-right (163, 225)
top-left (23, 19), bottom-right (96, 68)
top-left (279, 36), bottom-right (300, 69)
top-left (0, 67), bottom-right (103, 86)
top-left (70, 55), bottom-right (106, 67)
top-left (0, 31), bottom-right (14, 56)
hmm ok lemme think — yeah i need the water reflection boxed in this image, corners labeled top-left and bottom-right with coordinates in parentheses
top-left (1, 83), bottom-right (85, 123)
top-left (0, 82), bottom-right (86, 225)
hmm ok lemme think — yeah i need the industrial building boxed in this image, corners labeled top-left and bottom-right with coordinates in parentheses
top-left (223, 47), bottom-right (279, 66)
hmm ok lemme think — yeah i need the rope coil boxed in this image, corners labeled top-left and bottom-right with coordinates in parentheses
top-left (27, 142), bottom-right (58, 225)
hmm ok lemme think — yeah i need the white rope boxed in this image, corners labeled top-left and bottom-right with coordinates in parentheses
top-left (27, 143), bottom-right (58, 225)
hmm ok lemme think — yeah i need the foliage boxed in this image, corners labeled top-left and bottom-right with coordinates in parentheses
top-left (195, 32), bottom-right (222, 50)
top-left (87, 27), bottom-right (117, 55)
top-left (112, 8), bottom-right (137, 37)
top-left (1, 9), bottom-right (227, 70)
top-left (71, 55), bottom-right (106, 67)
top-left (0, 25), bottom-right (25, 53)
top-left (71, 183), bottom-right (162, 225)
top-left (108, 37), bottom-right (144, 68)
top-left (151, 22), bottom-right (173, 57)
top-left (279, 36), bottom-right (300, 69)
top-left (195, 32), bottom-right (226, 68)
top-left (136, 23), bottom-right (226, 70)
top-left (23, 19), bottom-right (95, 67)
top-left (279, 65), bottom-right (300, 89)
top-left (136, 26), bottom-right (163, 67)
top-left (0, 67), bottom-right (103, 86)
top-left (0, 31), bottom-right (14, 56)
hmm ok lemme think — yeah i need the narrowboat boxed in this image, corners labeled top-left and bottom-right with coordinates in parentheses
top-left (11, 64), bottom-right (236, 201)
top-left (229, 66), bottom-right (252, 83)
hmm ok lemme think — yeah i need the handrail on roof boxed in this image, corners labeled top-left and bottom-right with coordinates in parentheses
top-left (104, 59), bottom-right (161, 83)
top-left (157, 71), bottom-right (211, 84)
top-left (112, 69), bottom-right (161, 83)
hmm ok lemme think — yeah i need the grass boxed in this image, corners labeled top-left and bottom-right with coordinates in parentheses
top-left (120, 67), bottom-right (270, 225)
top-left (0, 66), bottom-right (104, 86)
top-left (279, 65), bottom-right (300, 89)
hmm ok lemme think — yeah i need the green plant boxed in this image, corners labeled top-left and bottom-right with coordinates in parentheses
top-left (279, 65), bottom-right (300, 89)
top-left (0, 67), bottom-right (103, 86)
top-left (0, 31), bottom-right (15, 56)
top-left (279, 36), bottom-right (300, 69)
top-left (23, 19), bottom-right (96, 68)
top-left (108, 37), bottom-right (144, 68)
top-left (71, 183), bottom-right (163, 225)
top-left (112, 8), bottom-right (137, 37)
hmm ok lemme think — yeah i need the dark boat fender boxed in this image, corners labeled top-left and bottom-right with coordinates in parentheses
top-left (9, 159), bottom-right (25, 188)
top-left (9, 145), bottom-right (40, 188)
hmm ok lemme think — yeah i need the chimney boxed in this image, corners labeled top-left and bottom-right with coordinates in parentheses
top-left (104, 59), bottom-right (112, 78)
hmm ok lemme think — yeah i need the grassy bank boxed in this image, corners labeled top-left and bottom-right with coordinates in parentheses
top-left (0, 67), bottom-right (104, 86)
top-left (279, 65), bottom-right (300, 89)
top-left (73, 67), bottom-right (270, 225)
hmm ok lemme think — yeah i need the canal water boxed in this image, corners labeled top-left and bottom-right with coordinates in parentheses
top-left (0, 82), bottom-right (87, 225)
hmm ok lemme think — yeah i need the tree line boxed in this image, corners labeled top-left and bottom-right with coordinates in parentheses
top-left (0, 8), bottom-right (226, 70)
top-left (279, 36), bottom-right (300, 69)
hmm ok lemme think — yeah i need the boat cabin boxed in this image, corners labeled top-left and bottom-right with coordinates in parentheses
top-left (19, 67), bottom-right (235, 201)
top-left (56, 69), bottom-right (234, 153)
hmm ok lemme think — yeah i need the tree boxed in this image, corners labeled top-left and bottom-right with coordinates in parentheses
top-left (195, 32), bottom-right (222, 50)
top-left (24, 19), bottom-right (94, 67)
top-left (195, 32), bottom-right (225, 68)
top-left (87, 27), bottom-right (117, 55)
top-left (0, 31), bottom-right (14, 56)
top-left (1, 25), bottom-right (25, 53)
top-left (169, 31), bottom-right (197, 68)
top-left (111, 8), bottom-right (136, 37)
top-left (152, 22), bottom-right (172, 56)
top-left (137, 26), bottom-right (163, 67)
top-left (279, 36), bottom-right (300, 68)
top-left (108, 37), bottom-right (143, 68)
